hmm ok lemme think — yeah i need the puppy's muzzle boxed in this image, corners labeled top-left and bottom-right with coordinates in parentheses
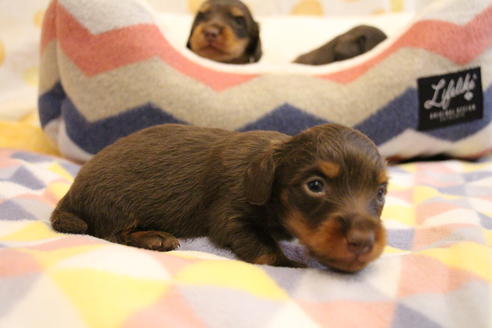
top-left (203, 23), bottom-right (223, 42)
top-left (287, 210), bottom-right (386, 273)
top-left (342, 214), bottom-right (377, 256)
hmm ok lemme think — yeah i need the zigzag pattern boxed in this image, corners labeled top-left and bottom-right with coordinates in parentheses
top-left (39, 81), bottom-right (492, 156)
top-left (38, 0), bottom-right (492, 162)
top-left (41, 0), bottom-right (492, 89)
top-left (2, 150), bottom-right (492, 327)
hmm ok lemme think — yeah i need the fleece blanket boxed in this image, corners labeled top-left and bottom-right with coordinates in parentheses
top-left (1, 149), bottom-right (491, 328)
top-left (38, 0), bottom-right (492, 163)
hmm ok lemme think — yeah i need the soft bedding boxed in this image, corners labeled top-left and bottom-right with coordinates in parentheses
top-left (1, 149), bottom-right (491, 328)
top-left (39, 0), bottom-right (492, 162)
top-left (2, 0), bottom-right (492, 327)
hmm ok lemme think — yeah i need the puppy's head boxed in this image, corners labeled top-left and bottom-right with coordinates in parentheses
top-left (186, 0), bottom-right (262, 64)
top-left (333, 25), bottom-right (387, 62)
top-left (244, 124), bottom-right (388, 272)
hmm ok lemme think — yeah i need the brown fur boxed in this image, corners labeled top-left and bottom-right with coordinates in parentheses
top-left (294, 25), bottom-right (387, 65)
top-left (186, 0), bottom-right (262, 64)
top-left (51, 123), bottom-right (388, 272)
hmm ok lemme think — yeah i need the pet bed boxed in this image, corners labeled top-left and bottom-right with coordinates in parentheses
top-left (1, 149), bottom-right (492, 327)
top-left (38, 0), bottom-right (492, 162)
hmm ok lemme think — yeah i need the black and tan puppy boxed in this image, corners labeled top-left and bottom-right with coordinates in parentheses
top-left (186, 0), bottom-right (262, 64)
top-left (294, 25), bottom-right (387, 65)
top-left (51, 124), bottom-right (388, 273)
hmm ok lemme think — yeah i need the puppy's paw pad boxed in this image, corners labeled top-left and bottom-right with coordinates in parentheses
top-left (145, 234), bottom-right (180, 251)
top-left (128, 231), bottom-right (180, 251)
top-left (153, 235), bottom-right (180, 251)
top-left (253, 253), bottom-right (306, 268)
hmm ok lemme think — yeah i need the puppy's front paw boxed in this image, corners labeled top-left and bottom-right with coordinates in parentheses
top-left (126, 231), bottom-right (180, 251)
top-left (253, 252), bottom-right (306, 268)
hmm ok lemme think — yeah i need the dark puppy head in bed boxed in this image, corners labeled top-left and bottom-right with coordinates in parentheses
top-left (186, 0), bottom-right (262, 64)
top-left (294, 25), bottom-right (387, 65)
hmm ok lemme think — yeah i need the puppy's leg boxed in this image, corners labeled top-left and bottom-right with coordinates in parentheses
top-left (51, 209), bottom-right (88, 234)
top-left (211, 218), bottom-right (305, 267)
top-left (121, 231), bottom-right (180, 251)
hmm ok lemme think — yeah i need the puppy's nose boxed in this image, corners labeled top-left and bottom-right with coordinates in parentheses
top-left (346, 230), bottom-right (374, 256)
top-left (203, 25), bottom-right (222, 41)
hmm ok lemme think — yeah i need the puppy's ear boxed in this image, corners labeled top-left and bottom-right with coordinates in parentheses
top-left (357, 35), bottom-right (368, 52)
top-left (244, 149), bottom-right (275, 205)
top-left (186, 16), bottom-right (200, 50)
top-left (186, 27), bottom-right (194, 50)
top-left (246, 21), bottom-right (262, 63)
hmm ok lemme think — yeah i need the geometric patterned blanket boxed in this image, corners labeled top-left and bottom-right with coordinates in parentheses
top-left (1, 149), bottom-right (491, 327)
top-left (38, 0), bottom-right (492, 162)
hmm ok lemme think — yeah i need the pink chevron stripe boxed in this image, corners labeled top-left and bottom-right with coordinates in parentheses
top-left (319, 4), bottom-right (492, 83)
top-left (55, 4), bottom-right (258, 91)
top-left (40, 0), bottom-right (57, 52)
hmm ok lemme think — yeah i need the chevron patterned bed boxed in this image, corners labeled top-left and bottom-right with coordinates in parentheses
top-left (39, 0), bottom-right (492, 162)
top-left (1, 0), bottom-right (492, 327)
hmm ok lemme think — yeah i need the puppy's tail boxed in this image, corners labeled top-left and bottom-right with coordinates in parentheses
top-left (50, 202), bottom-right (88, 234)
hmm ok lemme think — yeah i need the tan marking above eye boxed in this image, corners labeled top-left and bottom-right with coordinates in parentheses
top-left (319, 161), bottom-right (340, 178)
top-left (230, 6), bottom-right (245, 17)
top-left (378, 170), bottom-right (389, 184)
top-left (198, 1), bottom-right (211, 13)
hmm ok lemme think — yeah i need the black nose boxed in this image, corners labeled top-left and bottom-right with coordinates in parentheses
top-left (346, 230), bottom-right (375, 256)
top-left (203, 25), bottom-right (221, 41)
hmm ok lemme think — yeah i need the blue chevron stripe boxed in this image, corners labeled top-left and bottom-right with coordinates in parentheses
top-left (239, 104), bottom-right (328, 135)
top-left (356, 86), bottom-right (492, 145)
top-left (38, 82), bottom-right (65, 128)
top-left (63, 98), bottom-right (186, 154)
top-left (38, 82), bottom-right (491, 155)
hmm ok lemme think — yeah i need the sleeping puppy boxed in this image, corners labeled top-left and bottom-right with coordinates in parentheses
top-left (51, 124), bottom-right (388, 273)
top-left (186, 0), bottom-right (262, 64)
top-left (294, 25), bottom-right (387, 65)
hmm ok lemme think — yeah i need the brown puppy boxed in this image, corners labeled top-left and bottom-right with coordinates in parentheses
top-left (186, 0), bottom-right (262, 64)
top-left (51, 124), bottom-right (388, 273)
top-left (294, 25), bottom-right (387, 65)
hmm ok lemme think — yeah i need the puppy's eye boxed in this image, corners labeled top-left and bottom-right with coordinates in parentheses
top-left (304, 178), bottom-right (326, 195)
top-left (232, 15), bottom-right (246, 26)
top-left (196, 11), bottom-right (207, 21)
top-left (376, 184), bottom-right (386, 203)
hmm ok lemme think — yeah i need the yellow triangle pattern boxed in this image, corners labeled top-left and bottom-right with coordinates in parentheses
top-left (1, 221), bottom-right (60, 242)
top-left (419, 242), bottom-right (492, 282)
top-left (47, 181), bottom-right (71, 200)
top-left (382, 204), bottom-right (416, 226)
top-left (175, 259), bottom-right (288, 300)
top-left (21, 244), bottom-right (103, 269)
top-left (48, 162), bottom-right (75, 182)
top-left (412, 185), bottom-right (460, 204)
top-left (51, 269), bottom-right (168, 328)
top-left (384, 246), bottom-right (410, 255)
top-left (484, 230), bottom-right (492, 247)
top-left (460, 161), bottom-right (492, 173)
top-left (395, 162), bottom-right (418, 173)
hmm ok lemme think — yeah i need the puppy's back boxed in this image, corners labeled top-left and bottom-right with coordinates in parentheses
top-left (54, 124), bottom-right (234, 238)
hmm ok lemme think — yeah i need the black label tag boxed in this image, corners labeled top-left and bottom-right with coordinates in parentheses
top-left (417, 67), bottom-right (483, 131)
